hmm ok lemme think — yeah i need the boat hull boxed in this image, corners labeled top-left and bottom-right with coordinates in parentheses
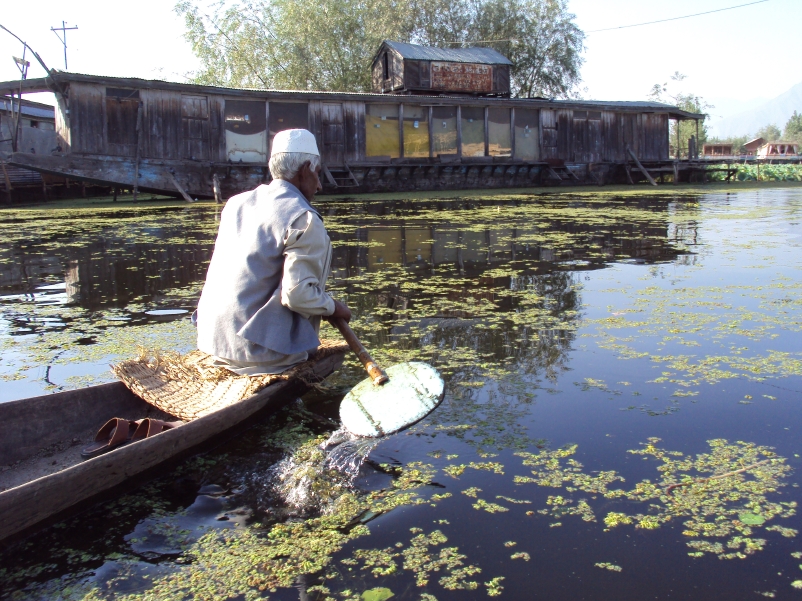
top-left (0, 350), bottom-right (345, 545)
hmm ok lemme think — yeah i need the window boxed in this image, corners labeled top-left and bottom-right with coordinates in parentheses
top-left (461, 107), bottom-right (484, 157)
top-left (268, 103), bottom-right (308, 149)
top-left (29, 120), bottom-right (39, 129)
top-left (225, 100), bottom-right (267, 162)
top-left (403, 105), bottom-right (429, 158)
top-left (383, 53), bottom-right (389, 80)
top-left (366, 104), bottom-right (400, 158)
top-left (432, 106), bottom-right (457, 156)
top-left (514, 108), bottom-right (538, 161)
top-left (488, 107), bottom-right (511, 156)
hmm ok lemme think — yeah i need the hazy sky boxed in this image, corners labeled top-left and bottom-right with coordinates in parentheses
top-left (0, 0), bottom-right (799, 119)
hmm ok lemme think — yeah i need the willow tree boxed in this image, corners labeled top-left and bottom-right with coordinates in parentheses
top-left (176, 0), bottom-right (585, 97)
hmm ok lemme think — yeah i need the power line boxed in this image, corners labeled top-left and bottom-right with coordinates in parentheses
top-left (586, 0), bottom-right (769, 34)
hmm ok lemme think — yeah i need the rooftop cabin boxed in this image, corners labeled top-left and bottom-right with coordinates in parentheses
top-left (372, 40), bottom-right (512, 97)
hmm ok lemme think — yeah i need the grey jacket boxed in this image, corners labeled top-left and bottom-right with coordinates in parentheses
top-left (196, 180), bottom-right (334, 361)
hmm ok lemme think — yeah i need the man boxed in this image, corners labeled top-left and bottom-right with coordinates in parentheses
top-left (196, 128), bottom-right (351, 375)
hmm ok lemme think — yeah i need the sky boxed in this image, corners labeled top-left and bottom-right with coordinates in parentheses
top-left (0, 0), bottom-right (800, 122)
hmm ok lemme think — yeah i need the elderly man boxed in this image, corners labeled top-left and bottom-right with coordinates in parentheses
top-left (196, 129), bottom-right (351, 375)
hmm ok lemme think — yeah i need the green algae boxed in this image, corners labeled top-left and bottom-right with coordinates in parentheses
top-left (512, 438), bottom-right (795, 560)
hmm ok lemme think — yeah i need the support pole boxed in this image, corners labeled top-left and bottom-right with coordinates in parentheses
top-left (212, 173), bottom-right (222, 203)
top-left (1, 160), bottom-right (13, 204)
top-left (132, 102), bottom-right (142, 202)
top-left (166, 171), bottom-right (195, 203)
top-left (627, 145), bottom-right (657, 186)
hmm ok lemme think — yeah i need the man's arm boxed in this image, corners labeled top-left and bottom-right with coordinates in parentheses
top-left (281, 211), bottom-right (340, 319)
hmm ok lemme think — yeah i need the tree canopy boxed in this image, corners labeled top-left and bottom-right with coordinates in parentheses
top-left (175, 0), bottom-right (584, 98)
top-left (648, 72), bottom-right (711, 157)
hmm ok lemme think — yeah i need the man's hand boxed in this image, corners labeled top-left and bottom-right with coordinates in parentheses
top-left (328, 299), bottom-right (352, 323)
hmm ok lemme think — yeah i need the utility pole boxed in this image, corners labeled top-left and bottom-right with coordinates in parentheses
top-left (50, 21), bottom-right (78, 70)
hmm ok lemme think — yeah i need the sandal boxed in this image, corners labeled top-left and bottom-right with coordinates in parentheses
top-left (81, 418), bottom-right (141, 459)
top-left (131, 418), bottom-right (183, 442)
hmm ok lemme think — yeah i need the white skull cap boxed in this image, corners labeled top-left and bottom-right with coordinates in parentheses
top-left (271, 129), bottom-right (320, 157)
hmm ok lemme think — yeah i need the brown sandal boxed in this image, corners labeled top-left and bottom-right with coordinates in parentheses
top-left (81, 418), bottom-right (141, 459)
top-left (131, 418), bottom-right (183, 442)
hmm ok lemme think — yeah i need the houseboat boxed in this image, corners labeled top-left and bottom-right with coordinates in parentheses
top-left (0, 41), bottom-right (704, 199)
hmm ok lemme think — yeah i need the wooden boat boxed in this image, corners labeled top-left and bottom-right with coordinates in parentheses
top-left (0, 344), bottom-right (347, 545)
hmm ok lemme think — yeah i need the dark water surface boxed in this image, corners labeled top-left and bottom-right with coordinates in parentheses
top-left (1, 187), bottom-right (802, 600)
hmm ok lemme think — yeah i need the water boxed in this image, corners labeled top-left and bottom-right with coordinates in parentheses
top-left (1, 186), bottom-right (802, 600)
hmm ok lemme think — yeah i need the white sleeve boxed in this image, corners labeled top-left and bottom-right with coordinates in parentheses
top-left (280, 211), bottom-right (335, 318)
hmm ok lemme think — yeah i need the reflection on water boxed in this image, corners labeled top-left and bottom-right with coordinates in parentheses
top-left (1, 188), bottom-right (802, 600)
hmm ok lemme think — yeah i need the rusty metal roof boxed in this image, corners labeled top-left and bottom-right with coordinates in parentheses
top-left (380, 40), bottom-right (513, 65)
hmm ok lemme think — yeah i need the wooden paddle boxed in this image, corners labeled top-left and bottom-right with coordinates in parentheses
top-left (330, 317), bottom-right (388, 385)
top-left (329, 317), bottom-right (444, 437)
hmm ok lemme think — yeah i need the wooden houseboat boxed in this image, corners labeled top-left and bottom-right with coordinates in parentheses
top-left (0, 41), bottom-right (703, 199)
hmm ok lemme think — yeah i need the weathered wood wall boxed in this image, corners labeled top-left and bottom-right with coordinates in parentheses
top-left (66, 85), bottom-right (226, 162)
top-left (63, 80), bottom-right (671, 170)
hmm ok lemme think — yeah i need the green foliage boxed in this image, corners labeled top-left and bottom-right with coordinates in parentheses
top-left (784, 111), bottom-right (802, 143)
top-left (472, 0), bottom-right (584, 98)
top-left (175, 0), bottom-right (585, 97)
top-left (755, 123), bottom-right (782, 142)
top-left (648, 72), bottom-right (710, 157)
top-left (708, 164), bottom-right (802, 182)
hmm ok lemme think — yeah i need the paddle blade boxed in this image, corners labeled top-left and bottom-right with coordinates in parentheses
top-left (339, 361), bottom-right (444, 437)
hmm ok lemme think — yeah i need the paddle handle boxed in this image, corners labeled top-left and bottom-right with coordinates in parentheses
top-left (330, 317), bottom-right (389, 386)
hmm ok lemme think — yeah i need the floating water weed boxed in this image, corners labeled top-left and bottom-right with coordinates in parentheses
top-left (514, 438), bottom-right (794, 559)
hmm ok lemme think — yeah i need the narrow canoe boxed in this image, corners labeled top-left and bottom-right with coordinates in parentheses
top-left (0, 345), bottom-right (347, 545)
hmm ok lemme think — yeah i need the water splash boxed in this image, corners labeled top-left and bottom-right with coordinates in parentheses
top-left (267, 427), bottom-right (379, 516)
top-left (322, 427), bottom-right (380, 478)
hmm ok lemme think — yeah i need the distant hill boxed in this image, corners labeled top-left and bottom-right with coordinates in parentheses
top-left (708, 81), bottom-right (802, 139)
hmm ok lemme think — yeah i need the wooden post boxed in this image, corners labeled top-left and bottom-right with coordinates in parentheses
top-left (1, 160), bottom-right (13, 204)
top-left (133, 102), bottom-right (142, 202)
top-left (113, 186), bottom-right (118, 202)
top-left (456, 105), bottom-right (462, 160)
top-left (212, 173), bottom-right (222, 203)
top-left (627, 145), bottom-right (657, 186)
top-left (625, 164), bottom-right (634, 185)
top-left (398, 103), bottom-right (404, 159)
top-left (676, 120), bottom-right (680, 159)
top-left (166, 171), bottom-right (195, 202)
top-left (673, 161), bottom-right (679, 185)
top-left (428, 106), bottom-right (434, 159)
top-left (510, 107), bottom-right (515, 160)
top-left (484, 107), bottom-right (490, 157)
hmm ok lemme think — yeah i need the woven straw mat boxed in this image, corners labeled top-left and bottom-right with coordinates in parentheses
top-left (111, 339), bottom-right (348, 421)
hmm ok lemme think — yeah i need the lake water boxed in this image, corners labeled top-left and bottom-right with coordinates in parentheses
top-left (1, 186), bottom-right (802, 600)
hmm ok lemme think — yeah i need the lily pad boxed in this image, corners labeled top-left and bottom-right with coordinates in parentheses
top-left (362, 587), bottom-right (394, 601)
top-left (738, 513), bottom-right (765, 526)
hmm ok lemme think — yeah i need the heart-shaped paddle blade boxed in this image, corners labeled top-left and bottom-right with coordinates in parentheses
top-left (339, 361), bottom-right (444, 437)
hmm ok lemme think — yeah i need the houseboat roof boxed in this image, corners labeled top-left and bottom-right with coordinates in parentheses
top-left (0, 96), bottom-right (55, 119)
top-left (0, 71), bottom-right (705, 120)
top-left (376, 40), bottom-right (513, 66)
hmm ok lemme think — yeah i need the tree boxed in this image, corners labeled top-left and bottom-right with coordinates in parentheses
top-left (755, 123), bottom-right (781, 142)
top-left (649, 72), bottom-right (711, 158)
top-left (783, 111), bottom-right (802, 143)
top-left (175, 0), bottom-right (585, 97)
top-left (473, 0), bottom-right (584, 98)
